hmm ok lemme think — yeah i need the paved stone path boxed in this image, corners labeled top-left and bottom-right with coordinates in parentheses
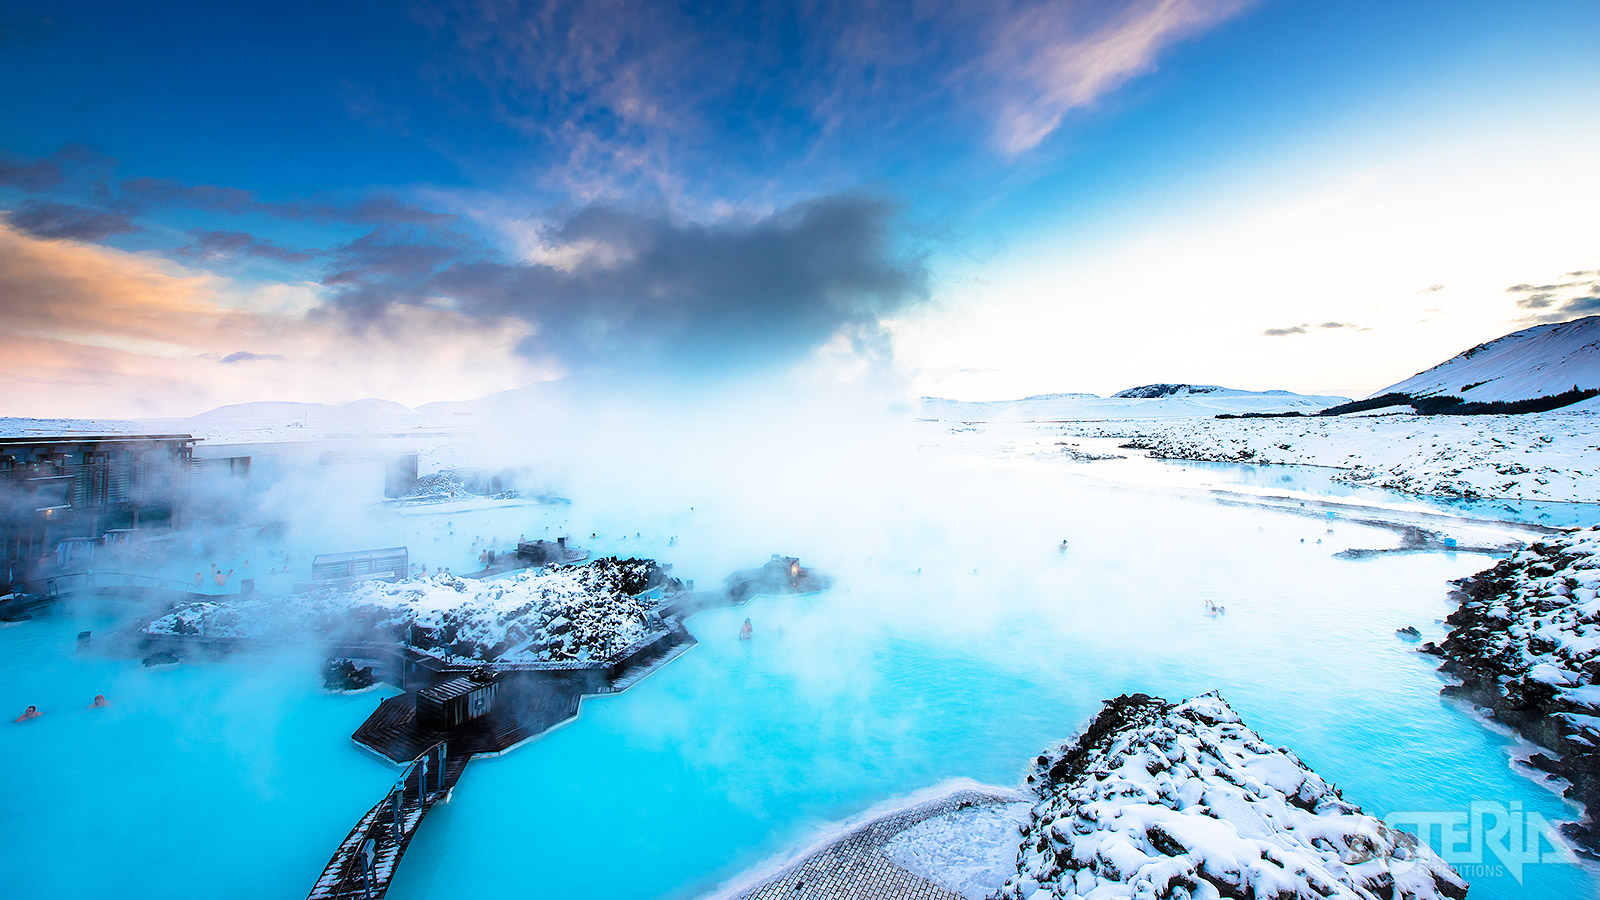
top-left (727, 787), bottom-right (1022, 900)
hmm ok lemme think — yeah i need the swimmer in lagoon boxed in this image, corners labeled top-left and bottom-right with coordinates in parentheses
top-left (15, 704), bottom-right (41, 723)
top-left (739, 618), bottom-right (753, 641)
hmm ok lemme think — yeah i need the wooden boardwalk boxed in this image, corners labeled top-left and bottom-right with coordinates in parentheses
top-left (309, 743), bottom-right (468, 900)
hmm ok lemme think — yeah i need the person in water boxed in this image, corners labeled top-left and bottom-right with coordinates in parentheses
top-left (739, 618), bottom-right (753, 641)
top-left (15, 705), bottom-right (40, 723)
top-left (89, 695), bottom-right (109, 709)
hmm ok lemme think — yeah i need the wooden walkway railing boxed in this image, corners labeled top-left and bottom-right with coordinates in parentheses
top-left (308, 742), bottom-right (468, 900)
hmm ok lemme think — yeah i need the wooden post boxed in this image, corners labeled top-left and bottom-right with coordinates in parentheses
top-left (360, 837), bottom-right (375, 899)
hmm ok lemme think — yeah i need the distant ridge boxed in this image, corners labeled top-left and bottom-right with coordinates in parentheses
top-left (919, 386), bottom-right (1348, 421)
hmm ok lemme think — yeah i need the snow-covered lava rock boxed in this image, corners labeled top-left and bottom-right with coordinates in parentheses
top-left (1066, 411), bottom-right (1600, 502)
top-left (998, 692), bottom-right (1467, 900)
top-left (146, 557), bottom-right (669, 664)
top-left (1428, 526), bottom-right (1600, 851)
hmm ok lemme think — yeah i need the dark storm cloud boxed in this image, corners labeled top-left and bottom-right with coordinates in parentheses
top-left (0, 145), bottom-right (453, 264)
top-left (1560, 294), bottom-right (1600, 314)
top-left (121, 176), bottom-right (452, 227)
top-left (5, 200), bottom-right (140, 241)
top-left (1262, 321), bottom-right (1359, 337)
top-left (0, 152), bottom-right (64, 191)
top-left (178, 229), bottom-right (315, 263)
top-left (1510, 268), bottom-right (1600, 323)
top-left (331, 193), bottom-right (931, 372)
top-left (320, 225), bottom-right (485, 313)
top-left (0, 143), bottom-right (116, 191)
top-left (219, 351), bottom-right (286, 364)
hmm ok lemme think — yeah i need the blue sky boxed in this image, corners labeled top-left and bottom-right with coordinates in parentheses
top-left (1, 0), bottom-right (1597, 415)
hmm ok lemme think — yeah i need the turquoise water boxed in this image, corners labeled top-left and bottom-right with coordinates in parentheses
top-left (4, 443), bottom-right (1597, 899)
top-left (390, 462), bottom-right (1596, 900)
top-left (0, 601), bottom-right (401, 899)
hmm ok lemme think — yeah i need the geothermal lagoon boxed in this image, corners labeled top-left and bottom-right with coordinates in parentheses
top-left (4, 422), bottom-right (1596, 900)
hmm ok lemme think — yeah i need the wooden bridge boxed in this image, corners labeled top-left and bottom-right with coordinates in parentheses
top-left (308, 742), bottom-right (468, 900)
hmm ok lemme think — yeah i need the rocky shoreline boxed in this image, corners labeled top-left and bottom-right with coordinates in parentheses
top-left (1423, 526), bottom-right (1600, 853)
top-left (1000, 692), bottom-right (1466, 900)
top-left (1055, 412), bottom-right (1600, 503)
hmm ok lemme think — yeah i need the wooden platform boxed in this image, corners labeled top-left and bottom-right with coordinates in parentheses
top-left (309, 743), bottom-right (467, 900)
top-left (353, 675), bottom-right (583, 763)
top-left (318, 623), bottom-right (699, 898)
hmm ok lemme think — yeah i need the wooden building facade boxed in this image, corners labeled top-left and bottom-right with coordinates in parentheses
top-left (0, 434), bottom-right (196, 590)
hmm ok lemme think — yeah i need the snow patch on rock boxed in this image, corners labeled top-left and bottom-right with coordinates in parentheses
top-left (999, 692), bottom-right (1467, 900)
top-left (145, 558), bottom-right (664, 664)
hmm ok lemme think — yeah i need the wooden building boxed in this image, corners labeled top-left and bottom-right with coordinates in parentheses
top-left (0, 434), bottom-right (197, 590)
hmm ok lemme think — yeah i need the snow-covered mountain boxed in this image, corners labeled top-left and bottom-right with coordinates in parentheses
top-left (1377, 315), bottom-right (1600, 403)
top-left (919, 385), bottom-right (1349, 421)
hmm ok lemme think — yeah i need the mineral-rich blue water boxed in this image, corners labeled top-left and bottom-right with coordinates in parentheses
top-left (0, 600), bottom-right (402, 899)
top-left (4, 436), bottom-right (1597, 899)
top-left (386, 484), bottom-right (1597, 900)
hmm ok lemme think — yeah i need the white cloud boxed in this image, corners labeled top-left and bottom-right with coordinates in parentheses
top-left (987, 0), bottom-right (1255, 155)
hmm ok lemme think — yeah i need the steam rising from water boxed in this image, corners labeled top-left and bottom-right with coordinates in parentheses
top-left (8, 381), bottom-right (1598, 900)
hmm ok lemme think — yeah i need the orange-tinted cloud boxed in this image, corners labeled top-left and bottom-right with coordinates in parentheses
top-left (0, 220), bottom-right (549, 418)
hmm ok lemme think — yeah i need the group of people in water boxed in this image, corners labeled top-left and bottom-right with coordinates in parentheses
top-left (192, 554), bottom-right (296, 587)
top-left (14, 695), bottom-right (107, 723)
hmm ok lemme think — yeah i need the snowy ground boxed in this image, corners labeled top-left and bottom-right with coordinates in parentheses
top-left (1053, 411), bottom-right (1600, 503)
top-left (1437, 527), bottom-right (1600, 728)
top-left (145, 560), bottom-right (664, 664)
top-left (881, 802), bottom-right (1032, 900)
top-left (1000, 693), bottom-right (1467, 900)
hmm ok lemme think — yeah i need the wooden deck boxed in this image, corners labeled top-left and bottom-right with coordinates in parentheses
top-left (309, 743), bottom-right (468, 900)
top-left (352, 675), bottom-right (584, 763)
top-left (315, 622), bottom-right (700, 898)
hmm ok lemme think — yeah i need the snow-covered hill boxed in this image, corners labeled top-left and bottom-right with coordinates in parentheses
top-left (1378, 316), bottom-right (1600, 403)
top-left (919, 386), bottom-right (1349, 422)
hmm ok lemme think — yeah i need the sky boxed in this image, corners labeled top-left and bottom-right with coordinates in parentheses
top-left (1, 0), bottom-right (1597, 417)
